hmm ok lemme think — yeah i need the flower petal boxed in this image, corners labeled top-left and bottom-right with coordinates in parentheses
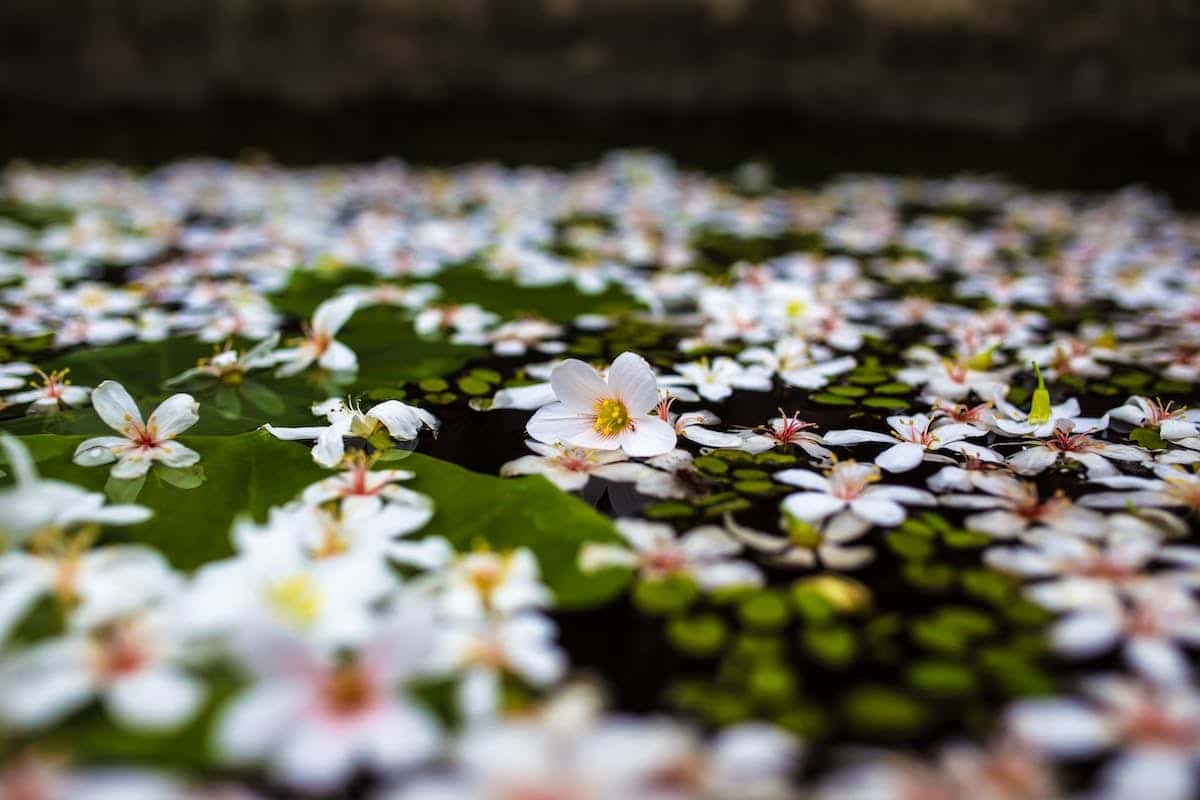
top-left (549, 360), bottom-right (608, 413)
top-left (147, 393), bottom-right (199, 439)
top-left (606, 351), bottom-right (660, 414)
top-left (91, 380), bottom-right (143, 434)
top-left (620, 416), bottom-right (677, 458)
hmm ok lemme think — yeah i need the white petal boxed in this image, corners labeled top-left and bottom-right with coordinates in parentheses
top-left (1005, 699), bottom-right (1113, 758)
top-left (110, 454), bottom-right (154, 480)
top-left (318, 340), bottom-right (357, 373)
top-left (620, 416), bottom-right (677, 458)
top-left (1008, 446), bottom-right (1059, 475)
top-left (606, 352), bottom-right (660, 414)
top-left (549, 360), bottom-right (608, 413)
top-left (312, 424), bottom-right (348, 468)
top-left (773, 469), bottom-right (830, 491)
top-left (781, 492), bottom-right (845, 521)
top-left (154, 441), bottom-right (200, 468)
top-left (1051, 612), bottom-right (1120, 658)
top-left (214, 682), bottom-right (303, 763)
top-left (312, 294), bottom-right (359, 336)
top-left (822, 429), bottom-right (896, 446)
top-left (1126, 638), bottom-right (1191, 685)
top-left (0, 434), bottom-right (37, 484)
top-left (874, 442), bottom-right (925, 473)
top-left (849, 497), bottom-right (905, 526)
top-left (91, 381), bottom-right (143, 434)
top-left (106, 668), bottom-right (203, 731)
top-left (146, 394), bottom-right (199, 438)
top-left (73, 436), bottom-right (127, 466)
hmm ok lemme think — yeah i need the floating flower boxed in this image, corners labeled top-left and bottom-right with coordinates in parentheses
top-left (273, 295), bottom-right (359, 376)
top-left (72, 381), bottom-right (200, 479)
top-left (215, 613), bottom-right (440, 792)
top-left (669, 356), bottom-right (772, 402)
top-left (777, 461), bottom-right (935, 527)
top-left (0, 435), bottom-right (151, 545)
top-left (824, 413), bottom-right (999, 473)
top-left (0, 609), bottom-right (204, 732)
top-left (527, 352), bottom-right (677, 457)
top-left (1007, 419), bottom-right (1149, 477)
top-left (5, 368), bottom-right (90, 413)
top-left (580, 518), bottom-right (764, 589)
top-left (265, 397), bottom-right (438, 468)
top-left (500, 440), bottom-right (635, 492)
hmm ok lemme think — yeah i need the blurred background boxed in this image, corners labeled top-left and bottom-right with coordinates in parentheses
top-left (1, 0), bottom-right (1198, 202)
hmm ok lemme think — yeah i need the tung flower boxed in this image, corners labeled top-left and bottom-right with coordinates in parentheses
top-left (72, 381), bottom-right (200, 479)
top-left (527, 352), bottom-right (676, 458)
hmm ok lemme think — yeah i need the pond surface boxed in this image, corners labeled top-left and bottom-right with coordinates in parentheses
top-left (0, 152), bottom-right (1197, 799)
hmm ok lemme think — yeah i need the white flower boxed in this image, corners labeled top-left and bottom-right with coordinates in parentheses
top-left (239, 497), bottom-right (442, 569)
top-left (180, 519), bottom-right (396, 650)
top-left (215, 612), bottom-right (440, 792)
top-left (0, 544), bottom-right (176, 647)
top-left (1109, 396), bottom-right (1200, 441)
top-left (1007, 420), bottom-right (1149, 477)
top-left (1081, 464), bottom-right (1200, 514)
top-left (265, 397), bottom-right (439, 468)
top-left (527, 352), bottom-right (677, 457)
top-left (72, 381), bottom-right (200, 479)
top-left (736, 411), bottom-right (833, 459)
top-left (0, 435), bottom-right (151, 546)
top-left (740, 339), bottom-right (855, 390)
top-left (824, 413), bottom-right (999, 473)
top-left (652, 394), bottom-right (747, 449)
top-left (580, 518), bottom-right (764, 589)
top-left (0, 609), bottom-right (204, 732)
top-left (386, 701), bottom-right (799, 800)
top-left (1007, 677), bottom-right (1200, 800)
top-left (726, 512), bottom-right (874, 571)
top-left (898, 345), bottom-right (1010, 402)
top-left (164, 333), bottom-right (279, 386)
top-left (273, 294), bottom-right (359, 376)
top-left (985, 531), bottom-right (1159, 613)
top-left (299, 456), bottom-right (429, 515)
top-left (461, 317), bottom-right (566, 357)
top-left (669, 356), bottom-right (772, 402)
top-left (414, 304), bottom-right (498, 339)
top-left (939, 474), bottom-right (1104, 539)
top-left (435, 547), bottom-right (552, 621)
top-left (431, 612), bottom-right (567, 721)
top-left (991, 366), bottom-right (1106, 438)
top-left (500, 440), bottom-right (635, 492)
top-left (777, 461), bottom-right (935, 527)
top-left (1050, 580), bottom-right (1200, 686)
top-left (5, 368), bottom-right (91, 413)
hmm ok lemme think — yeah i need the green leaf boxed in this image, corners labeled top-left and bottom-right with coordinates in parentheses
top-left (633, 576), bottom-right (699, 616)
top-left (1130, 427), bottom-right (1167, 450)
top-left (667, 614), bottom-right (729, 657)
top-left (843, 686), bottom-right (927, 736)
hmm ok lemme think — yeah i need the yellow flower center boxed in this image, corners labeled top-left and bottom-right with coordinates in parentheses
top-left (593, 397), bottom-right (631, 437)
top-left (267, 574), bottom-right (322, 627)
